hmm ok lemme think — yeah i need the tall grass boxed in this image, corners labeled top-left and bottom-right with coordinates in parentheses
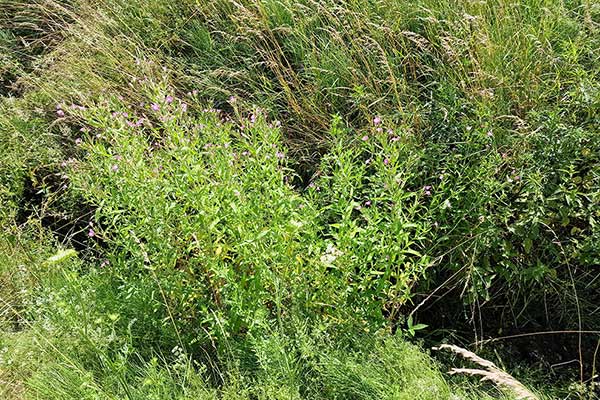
top-left (1, 0), bottom-right (598, 398)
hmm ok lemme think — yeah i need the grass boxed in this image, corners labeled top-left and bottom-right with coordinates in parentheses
top-left (1, 0), bottom-right (599, 398)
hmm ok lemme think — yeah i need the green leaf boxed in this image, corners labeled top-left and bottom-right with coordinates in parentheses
top-left (523, 238), bottom-right (533, 253)
top-left (411, 323), bottom-right (428, 331)
top-left (46, 249), bottom-right (78, 265)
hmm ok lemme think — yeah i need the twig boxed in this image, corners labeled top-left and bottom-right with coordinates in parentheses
top-left (473, 330), bottom-right (600, 346)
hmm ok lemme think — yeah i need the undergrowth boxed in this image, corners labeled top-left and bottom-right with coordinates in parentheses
top-left (1, 0), bottom-right (599, 398)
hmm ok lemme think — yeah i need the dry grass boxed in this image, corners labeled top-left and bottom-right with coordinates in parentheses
top-left (433, 344), bottom-right (538, 400)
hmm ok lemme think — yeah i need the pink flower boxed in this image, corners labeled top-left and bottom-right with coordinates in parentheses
top-left (75, 138), bottom-right (83, 145)
top-left (276, 151), bottom-right (285, 160)
top-left (383, 158), bottom-right (389, 165)
top-left (192, 89), bottom-right (198, 96)
top-left (56, 109), bottom-right (65, 117)
top-left (181, 103), bottom-right (188, 112)
top-left (88, 228), bottom-right (96, 237)
top-left (376, 127), bottom-right (383, 133)
top-left (361, 135), bottom-right (369, 141)
top-left (390, 136), bottom-right (400, 142)
top-left (229, 96), bottom-right (236, 103)
top-left (373, 116), bottom-right (381, 125)
top-left (114, 155), bottom-right (122, 161)
top-left (165, 95), bottom-right (173, 104)
top-left (151, 103), bottom-right (160, 111)
top-left (111, 164), bottom-right (119, 172)
top-left (365, 200), bottom-right (372, 206)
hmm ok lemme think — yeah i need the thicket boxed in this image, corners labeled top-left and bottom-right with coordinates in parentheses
top-left (1, 0), bottom-right (598, 398)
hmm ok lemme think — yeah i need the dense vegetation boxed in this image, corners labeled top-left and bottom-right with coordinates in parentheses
top-left (1, 0), bottom-right (598, 398)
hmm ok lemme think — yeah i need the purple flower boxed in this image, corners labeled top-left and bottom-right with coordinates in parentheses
top-left (365, 200), bottom-right (372, 206)
top-left (361, 135), bottom-right (369, 141)
top-left (88, 228), bottom-right (96, 237)
top-left (383, 158), bottom-right (389, 165)
top-left (111, 111), bottom-right (119, 118)
top-left (165, 95), bottom-right (173, 104)
top-left (151, 103), bottom-right (160, 111)
top-left (181, 103), bottom-right (188, 112)
top-left (373, 116), bottom-right (381, 125)
top-left (56, 109), bottom-right (65, 117)
top-left (111, 164), bottom-right (119, 172)
top-left (276, 151), bottom-right (285, 160)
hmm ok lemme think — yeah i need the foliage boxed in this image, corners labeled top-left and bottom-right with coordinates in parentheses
top-left (1, 0), bottom-right (599, 398)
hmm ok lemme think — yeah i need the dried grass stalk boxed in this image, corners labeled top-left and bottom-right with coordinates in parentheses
top-left (432, 344), bottom-right (538, 400)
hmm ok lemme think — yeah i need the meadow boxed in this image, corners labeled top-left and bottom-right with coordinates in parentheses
top-left (1, 0), bottom-right (599, 398)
